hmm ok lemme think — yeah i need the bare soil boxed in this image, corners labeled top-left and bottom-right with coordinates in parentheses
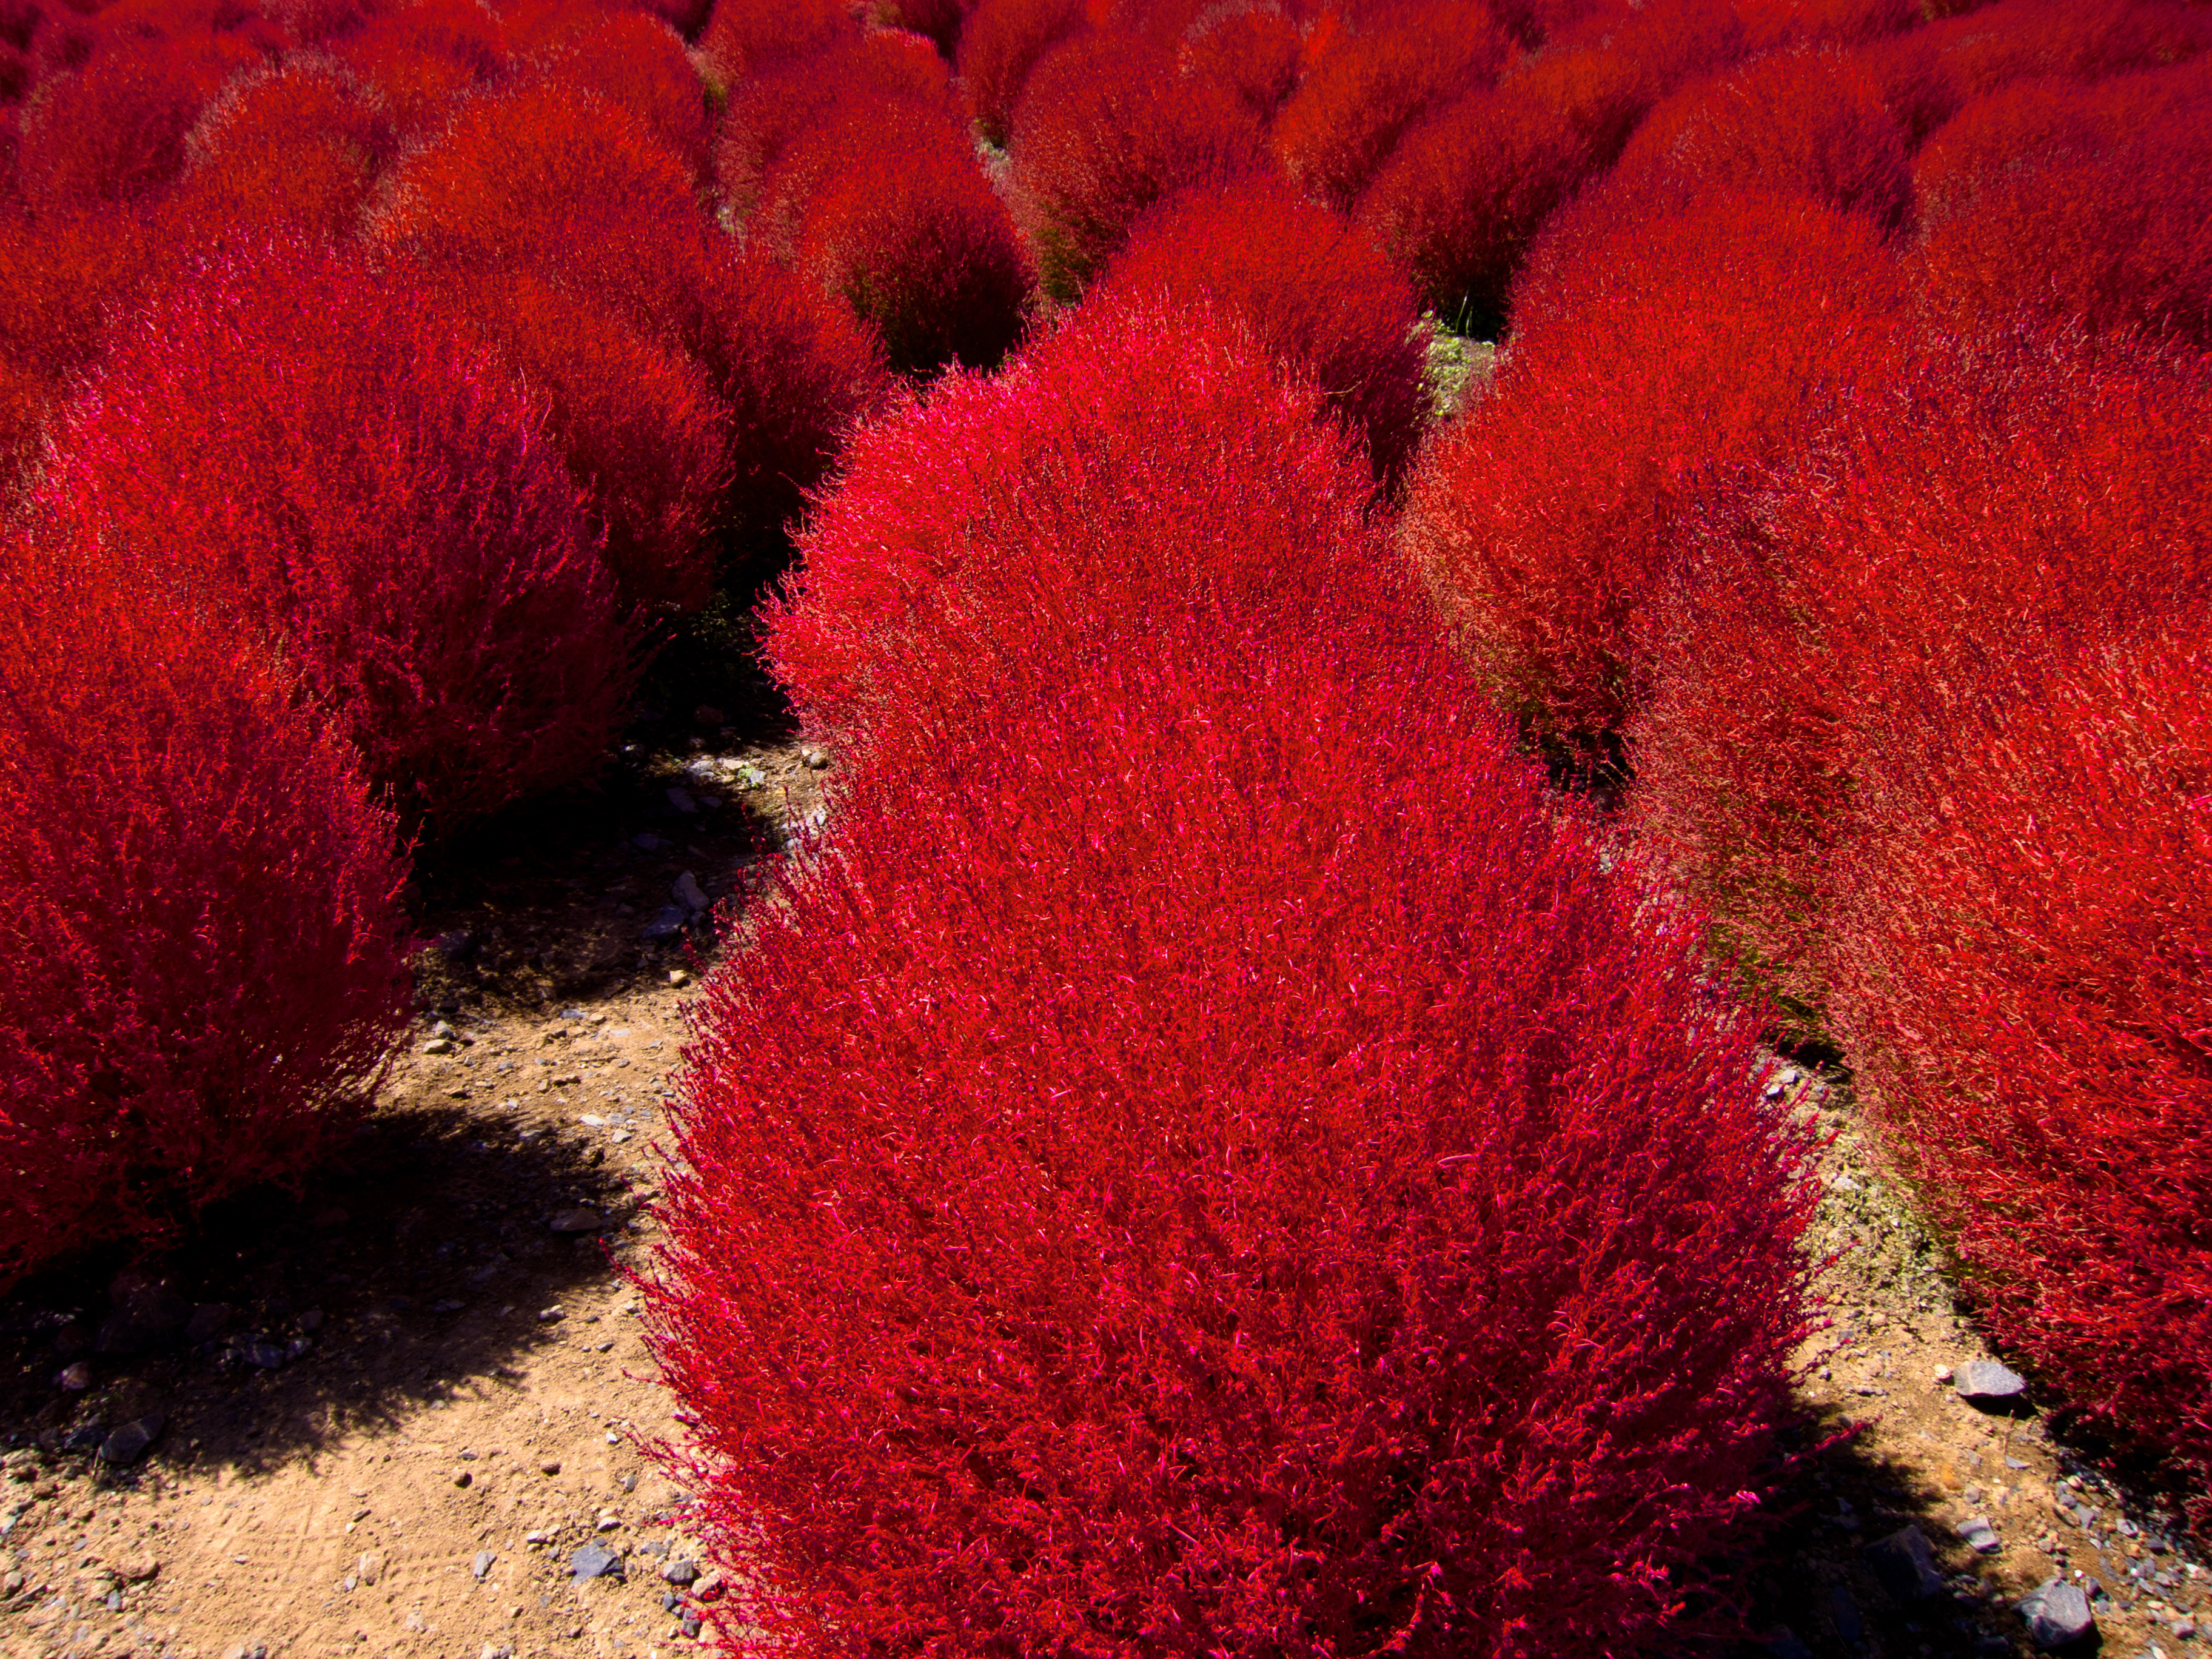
top-left (0, 693), bottom-right (2202, 1659)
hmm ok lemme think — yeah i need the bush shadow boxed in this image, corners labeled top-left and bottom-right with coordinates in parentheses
top-left (0, 1093), bottom-right (669, 1489)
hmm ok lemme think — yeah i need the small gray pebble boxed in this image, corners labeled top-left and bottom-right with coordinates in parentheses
top-left (2020, 1579), bottom-right (2096, 1649)
top-left (570, 1542), bottom-right (622, 1581)
top-left (472, 1549), bottom-right (494, 1579)
top-left (661, 1558), bottom-right (699, 1584)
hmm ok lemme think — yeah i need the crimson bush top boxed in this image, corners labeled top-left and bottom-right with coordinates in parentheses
top-left (1008, 28), bottom-right (1264, 299)
top-left (657, 298), bottom-right (1816, 1658)
top-left (1098, 178), bottom-right (1428, 486)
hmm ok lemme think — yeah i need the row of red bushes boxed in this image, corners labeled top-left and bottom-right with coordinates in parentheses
top-left (649, 296), bottom-right (1820, 1656)
top-left (1398, 11), bottom-right (2212, 1492)
top-left (0, 0), bottom-right (898, 1278)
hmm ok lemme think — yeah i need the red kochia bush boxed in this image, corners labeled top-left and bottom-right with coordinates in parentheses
top-left (1358, 43), bottom-right (1651, 332)
top-left (1270, 0), bottom-right (1514, 209)
top-left (714, 30), bottom-right (951, 226)
top-left (697, 0), bottom-right (854, 90)
top-left (1008, 29), bottom-right (1264, 298)
top-left (441, 269), bottom-right (730, 622)
top-left (1404, 192), bottom-right (1908, 750)
top-left (662, 301), bottom-right (1816, 1658)
top-left (527, 9), bottom-right (711, 178)
top-left (1914, 72), bottom-right (2212, 345)
top-left (957, 0), bottom-right (1085, 145)
top-left (1626, 329), bottom-right (2211, 1024)
top-left (776, 99), bottom-right (1030, 375)
top-left (1179, 0), bottom-right (1303, 122)
top-left (173, 56), bottom-right (398, 236)
top-left (1826, 628), bottom-right (2212, 1487)
top-left (41, 241), bottom-right (636, 831)
top-left (1736, 0), bottom-right (1917, 52)
top-left (1603, 45), bottom-right (1913, 237)
top-left (0, 528), bottom-right (408, 1287)
top-left (16, 29), bottom-right (258, 204)
top-left (1097, 178), bottom-right (1427, 486)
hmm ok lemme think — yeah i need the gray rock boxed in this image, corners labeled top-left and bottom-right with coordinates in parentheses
top-left (672, 873), bottom-right (709, 914)
top-left (661, 1590), bottom-right (680, 1611)
top-left (642, 906), bottom-right (688, 942)
top-left (1765, 1629), bottom-right (1817, 1659)
top-left (570, 1542), bottom-right (623, 1581)
top-left (472, 1550), bottom-right (495, 1580)
top-left (1865, 1524), bottom-right (1946, 1604)
top-left (98, 1267), bottom-right (193, 1354)
top-left (1956, 1359), bottom-right (2028, 1401)
top-left (631, 834), bottom-right (671, 853)
top-left (680, 1617), bottom-right (702, 1638)
top-left (660, 1558), bottom-right (698, 1585)
top-left (295, 1309), bottom-right (324, 1334)
top-left (97, 1413), bottom-right (164, 1466)
top-left (549, 1208), bottom-right (602, 1235)
top-left (423, 1038), bottom-right (457, 1056)
top-left (356, 1550), bottom-right (384, 1586)
top-left (242, 1340), bottom-right (287, 1370)
top-left (2020, 1578), bottom-right (2095, 1649)
top-left (1957, 1515), bottom-right (2001, 1553)
top-left (665, 788), bottom-right (699, 815)
top-left (60, 1421), bottom-right (106, 1454)
top-left (183, 1303), bottom-right (233, 1345)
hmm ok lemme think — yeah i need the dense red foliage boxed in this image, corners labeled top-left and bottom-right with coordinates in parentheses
top-left (1098, 178), bottom-right (1426, 485)
top-left (1627, 330), bottom-right (2210, 1023)
top-left (0, 524), bottom-right (409, 1287)
top-left (371, 79), bottom-right (706, 319)
top-left (1270, 0), bottom-right (1513, 209)
top-left (1359, 44), bottom-right (1649, 331)
top-left (526, 8), bottom-right (711, 178)
top-left (696, 0), bottom-right (853, 90)
top-left (686, 244), bottom-right (894, 571)
top-left (661, 300), bottom-right (1815, 1659)
top-left (1737, 0), bottom-right (1917, 53)
top-left (1178, 0), bottom-right (1302, 122)
top-left (172, 56), bottom-right (397, 235)
top-left (16, 28), bottom-right (256, 204)
top-left (714, 30), bottom-right (950, 227)
top-left (1603, 45), bottom-right (1913, 236)
top-left (957, 0), bottom-right (1085, 145)
top-left (39, 241), bottom-right (637, 831)
top-left (441, 267), bottom-right (729, 622)
top-left (776, 98), bottom-right (1029, 375)
top-left (1914, 69), bottom-right (2212, 345)
top-left (1827, 624), bottom-right (2212, 1486)
top-left (862, 0), bottom-right (965, 56)
top-left (1403, 192), bottom-right (1908, 750)
top-left (1008, 29), bottom-right (1264, 298)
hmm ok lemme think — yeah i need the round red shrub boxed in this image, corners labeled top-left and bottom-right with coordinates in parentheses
top-left (776, 98), bottom-right (1030, 375)
top-left (526, 8), bottom-right (711, 178)
top-left (716, 33), bottom-right (953, 229)
top-left (665, 300), bottom-right (1816, 1659)
top-left (1826, 623), bottom-right (2212, 1488)
top-left (1098, 178), bottom-right (1426, 486)
top-left (1358, 44), bottom-right (1649, 333)
top-left (1914, 71), bottom-right (2212, 345)
top-left (1603, 45), bottom-right (1914, 237)
top-left (0, 525), bottom-right (409, 1287)
top-left (1178, 0), bottom-right (1303, 122)
top-left (16, 29), bottom-right (256, 205)
top-left (697, 0), bottom-right (854, 90)
top-left (1270, 0), bottom-right (1513, 209)
top-left (1941, 0), bottom-right (2212, 101)
top-left (1538, 0), bottom-right (1748, 109)
top-left (440, 267), bottom-right (730, 622)
top-left (1403, 192), bottom-right (1909, 751)
top-left (1007, 28), bottom-right (1263, 299)
top-left (173, 55), bottom-right (397, 236)
top-left (957, 0), bottom-right (1085, 146)
top-left (0, 0), bottom-right (42, 55)
top-left (372, 79), bottom-right (709, 318)
top-left (41, 240), bottom-right (637, 831)
top-left (689, 243), bottom-right (896, 574)
top-left (1626, 328), bottom-right (2210, 1024)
